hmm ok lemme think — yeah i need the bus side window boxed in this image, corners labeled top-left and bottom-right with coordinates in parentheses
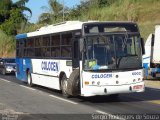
top-left (51, 47), bottom-right (60, 57)
top-left (61, 47), bottom-right (72, 58)
top-left (35, 38), bottom-right (41, 47)
top-left (51, 34), bottom-right (60, 58)
top-left (62, 33), bottom-right (72, 45)
top-left (43, 48), bottom-right (50, 57)
top-left (35, 48), bottom-right (42, 57)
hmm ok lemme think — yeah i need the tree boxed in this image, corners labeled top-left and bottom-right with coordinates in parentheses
top-left (49, 0), bottom-right (63, 22)
top-left (0, 0), bottom-right (32, 35)
top-left (98, 0), bottom-right (117, 7)
top-left (39, 13), bottom-right (52, 24)
top-left (0, 0), bottom-right (12, 24)
top-left (12, 0), bottom-right (32, 19)
top-left (38, 0), bottom-right (69, 24)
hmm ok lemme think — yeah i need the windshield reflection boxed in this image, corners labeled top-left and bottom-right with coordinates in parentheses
top-left (83, 34), bottom-right (142, 71)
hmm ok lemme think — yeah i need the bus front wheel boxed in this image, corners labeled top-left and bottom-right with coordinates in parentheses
top-left (61, 75), bottom-right (70, 98)
top-left (27, 72), bottom-right (33, 87)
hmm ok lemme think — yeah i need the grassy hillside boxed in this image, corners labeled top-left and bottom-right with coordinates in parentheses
top-left (0, 30), bottom-right (15, 57)
top-left (82, 0), bottom-right (160, 39)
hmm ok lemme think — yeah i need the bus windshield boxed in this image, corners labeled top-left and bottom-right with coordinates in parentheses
top-left (83, 33), bottom-right (142, 71)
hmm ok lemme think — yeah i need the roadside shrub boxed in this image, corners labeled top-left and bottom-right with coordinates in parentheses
top-left (0, 30), bottom-right (15, 57)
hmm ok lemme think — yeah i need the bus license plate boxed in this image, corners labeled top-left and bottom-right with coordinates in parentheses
top-left (133, 85), bottom-right (143, 90)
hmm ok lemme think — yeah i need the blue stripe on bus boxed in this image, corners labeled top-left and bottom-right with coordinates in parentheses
top-left (143, 63), bottom-right (149, 76)
top-left (143, 63), bottom-right (148, 69)
top-left (16, 58), bottom-right (33, 82)
top-left (16, 34), bottom-right (27, 40)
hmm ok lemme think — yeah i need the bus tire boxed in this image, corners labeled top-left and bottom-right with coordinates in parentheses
top-left (61, 75), bottom-right (70, 98)
top-left (67, 69), bottom-right (80, 96)
top-left (27, 71), bottom-right (33, 87)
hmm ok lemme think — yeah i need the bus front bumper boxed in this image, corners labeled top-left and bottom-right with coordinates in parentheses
top-left (81, 81), bottom-right (145, 97)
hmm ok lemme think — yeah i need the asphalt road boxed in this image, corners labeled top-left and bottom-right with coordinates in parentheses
top-left (0, 74), bottom-right (160, 120)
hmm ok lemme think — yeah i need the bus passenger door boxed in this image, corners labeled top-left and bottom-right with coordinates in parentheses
top-left (72, 38), bottom-right (80, 70)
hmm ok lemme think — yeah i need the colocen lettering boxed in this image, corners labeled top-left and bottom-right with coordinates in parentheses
top-left (41, 61), bottom-right (59, 71)
top-left (91, 74), bottom-right (112, 79)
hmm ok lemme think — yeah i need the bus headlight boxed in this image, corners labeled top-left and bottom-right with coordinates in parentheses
top-left (92, 81), bottom-right (95, 85)
top-left (97, 81), bottom-right (100, 85)
top-left (133, 79), bottom-right (136, 82)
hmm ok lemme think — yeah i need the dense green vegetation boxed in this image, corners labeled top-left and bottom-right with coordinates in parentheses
top-left (0, 0), bottom-right (31, 57)
top-left (0, 0), bottom-right (160, 57)
top-left (0, 30), bottom-right (15, 57)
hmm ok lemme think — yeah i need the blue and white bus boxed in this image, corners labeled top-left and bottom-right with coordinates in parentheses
top-left (16, 21), bottom-right (145, 97)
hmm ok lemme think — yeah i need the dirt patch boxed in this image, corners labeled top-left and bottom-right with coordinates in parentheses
top-left (145, 80), bottom-right (160, 89)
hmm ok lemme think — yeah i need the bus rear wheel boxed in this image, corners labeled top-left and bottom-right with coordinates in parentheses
top-left (27, 72), bottom-right (33, 87)
top-left (61, 75), bottom-right (70, 98)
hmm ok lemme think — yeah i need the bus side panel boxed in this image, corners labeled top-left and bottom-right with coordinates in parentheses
top-left (23, 58), bottom-right (33, 80)
top-left (16, 58), bottom-right (24, 81)
top-left (31, 59), bottom-right (72, 90)
top-left (16, 58), bottom-right (33, 82)
top-left (31, 73), bottom-right (60, 90)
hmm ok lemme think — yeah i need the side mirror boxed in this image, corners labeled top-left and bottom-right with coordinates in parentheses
top-left (141, 38), bottom-right (145, 55)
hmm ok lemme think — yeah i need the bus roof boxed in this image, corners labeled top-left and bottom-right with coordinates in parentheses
top-left (27, 21), bottom-right (96, 38)
top-left (16, 21), bottom-right (138, 39)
